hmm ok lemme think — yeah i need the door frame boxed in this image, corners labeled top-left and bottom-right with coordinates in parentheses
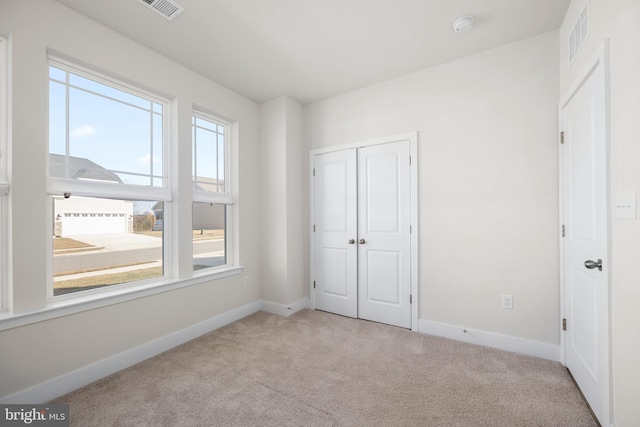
top-left (309, 132), bottom-right (419, 331)
top-left (558, 41), bottom-right (611, 423)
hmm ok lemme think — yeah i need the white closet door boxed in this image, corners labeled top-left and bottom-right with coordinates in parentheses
top-left (357, 141), bottom-right (411, 328)
top-left (313, 149), bottom-right (358, 318)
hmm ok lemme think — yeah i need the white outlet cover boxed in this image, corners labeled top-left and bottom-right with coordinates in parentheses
top-left (501, 294), bottom-right (513, 309)
top-left (615, 190), bottom-right (636, 219)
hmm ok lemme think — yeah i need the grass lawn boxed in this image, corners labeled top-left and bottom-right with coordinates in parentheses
top-left (136, 231), bottom-right (163, 238)
top-left (192, 229), bottom-right (225, 240)
top-left (54, 266), bottom-right (163, 290)
top-left (53, 261), bottom-right (157, 278)
top-left (53, 237), bottom-right (93, 250)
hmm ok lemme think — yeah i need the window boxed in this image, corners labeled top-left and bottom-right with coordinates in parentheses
top-left (192, 113), bottom-right (231, 271)
top-left (48, 58), bottom-right (170, 297)
top-left (0, 38), bottom-right (8, 310)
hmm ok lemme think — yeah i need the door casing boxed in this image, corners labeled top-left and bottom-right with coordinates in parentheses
top-left (309, 132), bottom-right (419, 331)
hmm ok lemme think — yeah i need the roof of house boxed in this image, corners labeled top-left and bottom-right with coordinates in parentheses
top-left (49, 154), bottom-right (123, 183)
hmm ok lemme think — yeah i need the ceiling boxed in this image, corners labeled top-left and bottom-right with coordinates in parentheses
top-left (54, 0), bottom-right (571, 104)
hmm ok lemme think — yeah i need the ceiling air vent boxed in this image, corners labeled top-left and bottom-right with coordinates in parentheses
top-left (568, 3), bottom-right (589, 64)
top-left (137, 0), bottom-right (185, 21)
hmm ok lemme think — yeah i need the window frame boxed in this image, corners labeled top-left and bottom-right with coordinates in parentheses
top-left (191, 110), bottom-right (234, 270)
top-left (0, 37), bottom-right (8, 311)
top-left (47, 56), bottom-right (172, 300)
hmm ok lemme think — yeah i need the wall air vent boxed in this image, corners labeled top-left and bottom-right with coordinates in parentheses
top-left (137, 0), bottom-right (185, 21)
top-left (568, 3), bottom-right (589, 64)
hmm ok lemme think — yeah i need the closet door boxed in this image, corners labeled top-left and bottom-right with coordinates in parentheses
top-left (313, 149), bottom-right (358, 318)
top-left (357, 141), bottom-right (411, 328)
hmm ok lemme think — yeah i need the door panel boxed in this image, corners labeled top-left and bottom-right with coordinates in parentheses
top-left (562, 53), bottom-right (609, 425)
top-left (357, 141), bottom-right (411, 328)
top-left (313, 149), bottom-right (358, 318)
top-left (322, 162), bottom-right (349, 231)
top-left (569, 268), bottom-right (598, 376)
top-left (364, 154), bottom-right (400, 233)
top-left (322, 248), bottom-right (349, 296)
top-left (366, 250), bottom-right (401, 304)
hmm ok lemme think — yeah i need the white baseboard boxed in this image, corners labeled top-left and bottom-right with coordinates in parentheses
top-left (418, 319), bottom-right (561, 362)
top-left (0, 300), bottom-right (262, 404)
top-left (260, 298), bottom-right (309, 317)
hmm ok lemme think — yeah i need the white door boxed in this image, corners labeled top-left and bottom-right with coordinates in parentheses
top-left (313, 149), bottom-right (358, 318)
top-left (357, 141), bottom-right (411, 328)
top-left (561, 50), bottom-right (609, 425)
top-left (312, 140), bottom-right (412, 329)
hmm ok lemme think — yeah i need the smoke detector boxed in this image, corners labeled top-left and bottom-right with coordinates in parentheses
top-left (137, 0), bottom-right (185, 21)
top-left (452, 16), bottom-right (474, 33)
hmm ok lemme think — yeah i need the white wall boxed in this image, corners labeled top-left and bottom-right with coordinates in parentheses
top-left (259, 96), bottom-right (307, 308)
top-left (259, 98), bottom-right (288, 304)
top-left (560, 1), bottom-right (640, 426)
top-left (0, 0), bottom-right (262, 399)
top-left (305, 31), bottom-right (560, 345)
top-left (284, 97), bottom-right (308, 305)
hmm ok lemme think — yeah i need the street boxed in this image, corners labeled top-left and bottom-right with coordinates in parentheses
top-left (54, 239), bottom-right (224, 274)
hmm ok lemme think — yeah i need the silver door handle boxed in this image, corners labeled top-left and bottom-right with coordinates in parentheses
top-left (359, 239), bottom-right (366, 244)
top-left (348, 239), bottom-right (355, 244)
top-left (584, 259), bottom-right (603, 271)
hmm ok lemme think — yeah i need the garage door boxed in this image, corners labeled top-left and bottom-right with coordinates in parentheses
top-left (62, 212), bottom-right (127, 236)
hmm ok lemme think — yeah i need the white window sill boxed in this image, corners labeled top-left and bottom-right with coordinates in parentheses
top-left (0, 265), bottom-right (243, 332)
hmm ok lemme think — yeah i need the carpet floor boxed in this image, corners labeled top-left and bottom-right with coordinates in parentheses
top-left (52, 309), bottom-right (598, 426)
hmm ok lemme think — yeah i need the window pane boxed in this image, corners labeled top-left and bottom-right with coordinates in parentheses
top-left (194, 117), bottom-right (217, 132)
top-left (194, 127), bottom-right (218, 183)
top-left (49, 65), bottom-right (66, 82)
top-left (152, 113), bottom-right (163, 180)
top-left (53, 196), bottom-right (164, 296)
top-left (192, 115), bottom-right (226, 193)
top-left (49, 81), bottom-right (66, 156)
top-left (49, 65), bottom-right (164, 187)
top-left (217, 134), bottom-right (225, 192)
top-left (192, 202), bottom-right (226, 271)
top-left (69, 73), bottom-right (150, 110)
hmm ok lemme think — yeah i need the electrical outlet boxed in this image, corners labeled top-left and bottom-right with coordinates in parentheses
top-left (501, 294), bottom-right (513, 309)
top-left (244, 276), bottom-right (250, 286)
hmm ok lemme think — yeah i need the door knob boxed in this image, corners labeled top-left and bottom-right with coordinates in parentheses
top-left (359, 239), bottom-right (366, 244)
top-left (584, 259), bottom-right (603, 271)
top-left (348, 239), bottom-right (355, 244)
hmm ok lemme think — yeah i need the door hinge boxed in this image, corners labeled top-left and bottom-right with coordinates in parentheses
top-left (313, 281), bottom-right (316, 289)
top-left (562, 225), bottom-right (565, 237)
top-left (409, 156), bottom-right (412, 165)
top-left (562, 318), bottom-right (567, 331)
top-left (560, 131), bottom-right (564, 144)
top-left (410, 295), bottom-right (412, 304)
top-left (410, 225), bottom-right (412, 234)
top-left (313, 168), bottom-right (315, 176)
top-left (313, 224), bottom-right (316, 232)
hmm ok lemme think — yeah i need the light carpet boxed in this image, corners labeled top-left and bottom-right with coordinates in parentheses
top-left (52, 309), bottom-right (597, 426)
